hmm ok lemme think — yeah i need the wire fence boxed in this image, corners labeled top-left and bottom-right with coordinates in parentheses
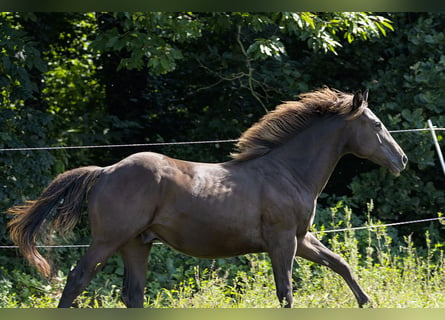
top-left (0, 124), bottom-right (443, 249)
top-left (0, 139), bottom-right (239, 152)
top-left (0, 216), bottom-right (444, 249)
top-left (0, 128), bottom-right (444, 153)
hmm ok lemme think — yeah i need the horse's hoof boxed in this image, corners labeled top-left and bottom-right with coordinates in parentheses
top-left (359, 300), bottom-right (375, 308)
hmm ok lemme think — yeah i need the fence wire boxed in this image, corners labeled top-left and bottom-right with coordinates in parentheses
top-left (0, 139), bottom-right (239, 152)
top-left (0, 128), bottom-right (444, 153)
top-left (1, 216), bottom-right (443, 249)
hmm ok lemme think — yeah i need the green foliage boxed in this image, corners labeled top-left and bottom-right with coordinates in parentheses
top-left (0, 13), bottom-right (48, 102)
top-left (90, 12), bottom-right (203, 75)
top-left (1, 12), bottom-right (445, 307)
top-left (277, 12), bottom-right (393, 54)
top-left (0, 105), bottom-right (59, 248)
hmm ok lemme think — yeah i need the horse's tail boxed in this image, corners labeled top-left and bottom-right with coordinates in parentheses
top-left (7, 166), bottom-right (103, 278)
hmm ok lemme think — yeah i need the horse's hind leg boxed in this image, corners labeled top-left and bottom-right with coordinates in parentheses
top-left (296, 232), bottom-right (371, 307)
top-left (119, 237), bottom-right (152, 308)
top-left (57, 242), bottom-right (118, 308)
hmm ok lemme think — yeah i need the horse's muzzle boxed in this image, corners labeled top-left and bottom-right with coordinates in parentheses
top-left (390, 154), bottom-right (408, 177)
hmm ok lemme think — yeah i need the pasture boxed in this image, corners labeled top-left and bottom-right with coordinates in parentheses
top-left (2, 202), bottom-right (444, 308)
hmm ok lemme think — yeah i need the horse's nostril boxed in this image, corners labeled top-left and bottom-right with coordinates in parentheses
top-left (402, 155), bottom-right (408, 166)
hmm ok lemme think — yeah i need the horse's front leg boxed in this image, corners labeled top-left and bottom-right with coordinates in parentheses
top-left (267, 233), bottom-right (297, 308)
top-left (296, 232), bottom-right (371, 307)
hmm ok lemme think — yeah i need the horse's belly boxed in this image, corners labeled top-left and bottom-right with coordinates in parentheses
top-left (142, 218), bottom-right (265, 258)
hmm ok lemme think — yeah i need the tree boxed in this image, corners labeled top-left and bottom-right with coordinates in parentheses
top-left (84, 12), bottom-right (393, 161)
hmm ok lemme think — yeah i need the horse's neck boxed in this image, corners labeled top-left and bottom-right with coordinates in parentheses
top-left (268, 118), bottom-right (347, 197)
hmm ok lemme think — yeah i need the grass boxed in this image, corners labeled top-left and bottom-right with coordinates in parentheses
top-left (147, 245), bottom-right (445, 308)
top-left (1, 204), bottom-right (444, 308)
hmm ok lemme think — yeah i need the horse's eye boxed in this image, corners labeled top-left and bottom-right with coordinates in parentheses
top-left (375, 122), bottom-right (382, 129)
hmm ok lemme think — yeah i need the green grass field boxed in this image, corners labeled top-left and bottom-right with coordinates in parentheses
top-left (2, 205), bottom-right (444, 308)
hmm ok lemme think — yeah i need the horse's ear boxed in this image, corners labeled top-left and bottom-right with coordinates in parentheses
top-left (363, 89), bottom-right (369, 103)
top-left (352, 89), bottom-right (368, 110)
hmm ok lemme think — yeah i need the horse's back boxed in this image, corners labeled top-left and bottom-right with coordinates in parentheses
top-left (86, 152), bottom-right (228, 232)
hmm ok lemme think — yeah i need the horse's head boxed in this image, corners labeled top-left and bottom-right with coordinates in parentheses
top-left (346, 90), bottom-right (408, 176)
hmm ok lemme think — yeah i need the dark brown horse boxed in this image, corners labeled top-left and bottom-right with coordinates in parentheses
top-left (8, 88), bottom-right (407, 308)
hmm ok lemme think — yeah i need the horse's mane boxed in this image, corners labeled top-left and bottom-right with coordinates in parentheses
top-left (231, 87), bottom-right (366, 161)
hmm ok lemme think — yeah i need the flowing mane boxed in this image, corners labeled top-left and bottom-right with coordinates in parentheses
top-left (231, 87), bottom-right (366, 161)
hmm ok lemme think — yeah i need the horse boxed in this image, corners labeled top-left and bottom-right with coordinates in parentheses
top-left (7, 87), bottom-right (407, 308)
